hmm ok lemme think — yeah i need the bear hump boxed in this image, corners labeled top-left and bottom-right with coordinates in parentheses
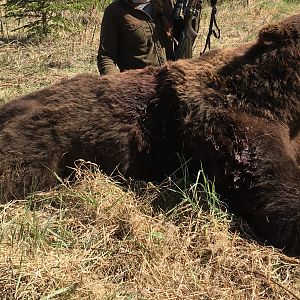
top-left (258, 14), bottom-right (299, 45)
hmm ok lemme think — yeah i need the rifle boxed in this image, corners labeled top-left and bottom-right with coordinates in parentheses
top-left (172, 0), bottom-right (220, 59)
top-left (173, 0), bottom-right (202, 59)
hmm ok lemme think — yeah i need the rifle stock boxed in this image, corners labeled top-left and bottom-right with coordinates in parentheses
top-left (173, 0), bottom-right (202, 59)
top-left (185, 0), bottom-right (201, 41)
top-left (186, 16), bottom-right (198, 41)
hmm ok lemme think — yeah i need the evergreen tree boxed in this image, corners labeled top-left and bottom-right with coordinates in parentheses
top-left (2, 0), bottom-right (104, 37)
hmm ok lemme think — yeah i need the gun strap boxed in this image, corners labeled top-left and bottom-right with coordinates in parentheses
top-left (201, 0), bottom-right (220, 54)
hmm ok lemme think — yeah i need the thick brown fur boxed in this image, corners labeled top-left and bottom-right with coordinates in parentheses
top-left (1, 15), bottom-right (299, 254)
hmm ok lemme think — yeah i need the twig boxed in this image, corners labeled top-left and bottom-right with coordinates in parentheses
top-left (250, 270), bottom-right (300, 300)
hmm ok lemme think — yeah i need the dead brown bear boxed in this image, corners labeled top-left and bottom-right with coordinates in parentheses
top-left (0, 14), bottom-right (299, 254)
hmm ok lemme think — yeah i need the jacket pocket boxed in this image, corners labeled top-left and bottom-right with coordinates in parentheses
top-left (123, 14), bottom-right (146, 45)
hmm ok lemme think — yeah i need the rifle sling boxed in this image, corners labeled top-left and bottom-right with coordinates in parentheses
top-left (201, 1), bottom-right (220, 54)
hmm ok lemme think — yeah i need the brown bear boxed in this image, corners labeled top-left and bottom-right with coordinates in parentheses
top-left (0, 14), bottom-right (299, 254)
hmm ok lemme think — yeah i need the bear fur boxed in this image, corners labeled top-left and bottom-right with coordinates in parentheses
top-left (0, 14), bottom-right (299, 254)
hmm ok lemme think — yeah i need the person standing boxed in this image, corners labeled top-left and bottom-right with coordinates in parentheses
top-left (97, 0), bottom-right (177, 75)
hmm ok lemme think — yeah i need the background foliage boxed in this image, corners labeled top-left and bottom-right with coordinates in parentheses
top-left (1, 0), bottom-right (111, 37)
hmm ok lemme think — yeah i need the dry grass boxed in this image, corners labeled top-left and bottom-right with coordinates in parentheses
top-left (1, 1), bottom-right (300, 299)
top-left (1, 163), bottom-right (300, 299)
top-left (0, 7), bottom-right (101, 102)
top-left (194, 0), bottom-right (300, 51)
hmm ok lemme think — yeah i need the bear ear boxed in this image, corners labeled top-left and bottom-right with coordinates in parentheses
top-left (258, 14), bottom-right (300, 45)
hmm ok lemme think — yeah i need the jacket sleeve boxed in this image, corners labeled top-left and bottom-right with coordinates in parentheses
top-left (97, 5), bottom-right (121, 75)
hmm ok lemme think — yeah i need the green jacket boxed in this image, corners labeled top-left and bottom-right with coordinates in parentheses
top-left (97, 0), bottom-right (175, 75)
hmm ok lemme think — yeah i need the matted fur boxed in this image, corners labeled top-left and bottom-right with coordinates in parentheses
top-left (1, 15), bottom-right (299, 254)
